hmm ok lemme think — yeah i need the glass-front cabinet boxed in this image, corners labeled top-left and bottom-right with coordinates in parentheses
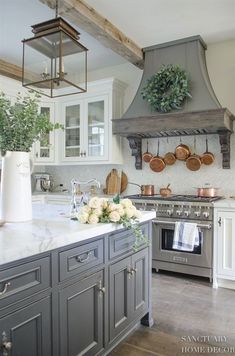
top-left (33, 102), bottom-right (55, 163)
top-left (64, 103), bottom-right (82, 158)
top-left (61, 95), bottom-right (108, 162)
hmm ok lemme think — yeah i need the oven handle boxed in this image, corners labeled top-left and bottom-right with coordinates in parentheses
top-left (152, 219), bottom-right (212, 230)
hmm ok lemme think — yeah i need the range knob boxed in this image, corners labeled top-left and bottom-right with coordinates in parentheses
top-left (167, 209), bottom-right (173, 216)
top-left (203, 211), bottom-right (210, 218)
top-left (184, 210), bottom-right (190, 217)
top-left (176, 209), bottom-right (182, 216)
top-left (194, 211), bottom-right (201, 217)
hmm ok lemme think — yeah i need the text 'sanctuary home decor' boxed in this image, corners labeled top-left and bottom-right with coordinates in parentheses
top-left (0, 91), bottom-right (62, 222)
top-left (141, 64), bottom-right (191, 113)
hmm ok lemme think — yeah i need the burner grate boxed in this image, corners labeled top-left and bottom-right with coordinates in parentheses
top-left (124, 194), bottom-right (222, 203)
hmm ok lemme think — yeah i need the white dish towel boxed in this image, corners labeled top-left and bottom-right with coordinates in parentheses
top-left (173, 222), bottom-right (200, 251)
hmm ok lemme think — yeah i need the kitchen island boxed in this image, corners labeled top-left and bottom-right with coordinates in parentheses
top-left (0, 204), bottom-right (155, 356)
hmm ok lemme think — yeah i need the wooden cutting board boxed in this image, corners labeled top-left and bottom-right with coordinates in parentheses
top-left (120, 171), bottom-right (128, 193)
top-left (103, 170), bottom-right (128, 195)
top-left (106, 169), bottom-right (119, 195)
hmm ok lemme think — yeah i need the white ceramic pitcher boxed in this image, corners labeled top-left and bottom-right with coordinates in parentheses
top-left (0, 151), bottom-right (33, 222)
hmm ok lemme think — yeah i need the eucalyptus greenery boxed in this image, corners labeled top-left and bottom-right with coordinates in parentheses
top-left (0, 91), bottom-right (63, 155)
top-left (141, 64), bottom-right (192, 113)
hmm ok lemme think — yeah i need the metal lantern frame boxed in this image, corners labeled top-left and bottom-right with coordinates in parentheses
top-left (22, 17), bottom-right (88, 98)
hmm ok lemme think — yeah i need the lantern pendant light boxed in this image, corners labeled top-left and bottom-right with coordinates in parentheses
top-left (22, 0), bottom-right (88, 98)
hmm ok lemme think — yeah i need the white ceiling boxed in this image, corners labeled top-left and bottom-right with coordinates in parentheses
top-left (85, 0), bottom-right (235, 46)
top-left (1, 0), bottom-right (235, 73)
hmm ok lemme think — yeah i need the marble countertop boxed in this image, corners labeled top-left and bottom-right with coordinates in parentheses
top-left (0, 204), bottom-right (155, 266)
top-left (213, 198), bottom-right (235, 209)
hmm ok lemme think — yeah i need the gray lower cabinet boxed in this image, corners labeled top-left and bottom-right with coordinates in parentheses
top-left (0, 296), bottom-right (51, 356)
top-left (0, 221), bottom-right (152, 356)
top-left (109, 248), bottom-right (149, 341)
top-left (59, 270), bottom-right (104, 356)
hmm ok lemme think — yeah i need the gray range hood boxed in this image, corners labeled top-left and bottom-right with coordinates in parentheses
top-left (112, 36), bottom-right (234, 169)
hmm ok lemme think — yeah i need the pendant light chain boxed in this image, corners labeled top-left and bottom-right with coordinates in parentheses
top-left (55, 0), bottom-right (58, 18)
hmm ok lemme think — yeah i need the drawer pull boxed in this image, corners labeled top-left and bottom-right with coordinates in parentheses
top-left (76, 251), bottom-right (91, 263)
top-left (97, 280), bottom-right (105, 294)
top-left (0, 282), bottom-right (10, 296)
top-left (1, 332), bottom-right (12, 356)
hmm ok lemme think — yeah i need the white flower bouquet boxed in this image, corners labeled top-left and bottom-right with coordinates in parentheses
top-left (72, 196), bottom-right (149, 251)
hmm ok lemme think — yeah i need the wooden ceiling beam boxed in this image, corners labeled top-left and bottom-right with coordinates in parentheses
top-left (0, 59), bottom-right (22, 82)
top-left (38, 0), bottom-right (144, 69)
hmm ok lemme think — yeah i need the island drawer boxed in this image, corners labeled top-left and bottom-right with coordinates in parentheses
top-left (109, 223), bottom-right (149, 260)
top-left (59, 238), bottom-right (104, 282)
top-left (0, 256), bottom-right (51, 310)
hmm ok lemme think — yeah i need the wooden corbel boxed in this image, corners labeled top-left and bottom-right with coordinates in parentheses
top-left (127, 137), bottom-right (142, 170)
top-left (218, 131), bottom-right (231, 169)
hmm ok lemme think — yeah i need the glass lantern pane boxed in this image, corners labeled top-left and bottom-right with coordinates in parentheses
top-left (23, 31), bottom-right (87, 98)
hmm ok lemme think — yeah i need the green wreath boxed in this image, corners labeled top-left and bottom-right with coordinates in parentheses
top-left (141, 64), bottom-right (191, 113)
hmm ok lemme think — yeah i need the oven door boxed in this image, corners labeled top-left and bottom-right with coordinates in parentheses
top-left (152, 219), bottom-right (212, 268)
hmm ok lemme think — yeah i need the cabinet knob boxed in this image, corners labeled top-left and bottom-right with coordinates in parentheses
top-left (1, 332), bottom-right (12, 356)
top-left (131, 267), bottom-right (138, 274)
top-left (0, 282), bottom-right (10, 296)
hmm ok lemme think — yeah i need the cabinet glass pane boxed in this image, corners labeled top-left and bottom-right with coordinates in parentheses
top-left (66, 105), bottom-right (80, 127)
top-left (88, 101), bottom-right (104, 157)
top-left (65, 104), bottom-right (80, 157)
top-left (39, 107), bottom-right (50, 157)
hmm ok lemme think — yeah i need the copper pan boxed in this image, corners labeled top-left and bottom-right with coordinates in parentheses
top-left (175, 140), bottom-right (191, 161)
top-left (164, 152), bottom-right (176, 165)
top-left (186, 137), bottom-right (201, 171)
top-left (201, 136), bottom-right (214, 165)
top-left (164, 138), bottom-right (176, 165)
top-left (149, 140), bottom-right (165, 172)
top-left (142, 141), bottom-right (153, 163)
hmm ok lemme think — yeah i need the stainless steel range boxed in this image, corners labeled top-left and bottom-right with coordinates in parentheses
top-left (126, 194), bottom-right (222, 281)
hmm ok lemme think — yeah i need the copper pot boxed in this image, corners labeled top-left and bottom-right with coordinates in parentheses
top-left (142, 141), bottom-right (153, 163)
top-left (141, 184), bottom-right (155, 196)
top-left (196, 187), bottom-right (219, 197)
top-left (128, 182), bottom-right (155, 196)
top-left (175, 143), bottom-right (191, 161)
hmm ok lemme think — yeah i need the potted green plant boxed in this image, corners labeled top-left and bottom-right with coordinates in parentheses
top-left (0, 90), bottom-right (63, 222)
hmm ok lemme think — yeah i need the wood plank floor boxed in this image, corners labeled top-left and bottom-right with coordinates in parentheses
top-left (110, 271), bottom-right (235, 355)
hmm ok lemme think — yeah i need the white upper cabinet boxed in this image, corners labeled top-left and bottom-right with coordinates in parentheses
top-left (58, 78), bottom-right (125, 165)
top-left (0, 76), bottom-right (126, 166)
top-left (60, 95), bottom-right (108, 162)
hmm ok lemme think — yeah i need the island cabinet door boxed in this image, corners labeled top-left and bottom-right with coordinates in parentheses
top-left (109, 256), bottom-right (132, 341)
top-left (131, 248), bottom-right (149, 321)
top-left (0, 296), bottom-right (51, 356)
top-left (59, 270), bottom-right (104, 356)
